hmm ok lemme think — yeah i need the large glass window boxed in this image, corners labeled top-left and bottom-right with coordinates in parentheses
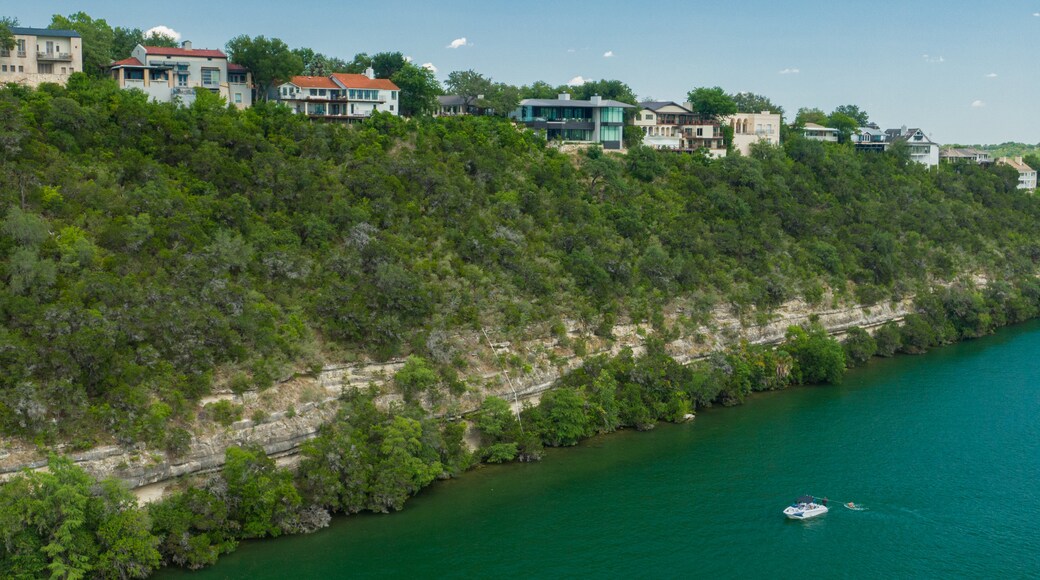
top-left (600, 126), bottom-right (622, 143)
top-left (599, 107), bottom-right (623, 123)
top-left (201, 68), bottom-right (219, 85)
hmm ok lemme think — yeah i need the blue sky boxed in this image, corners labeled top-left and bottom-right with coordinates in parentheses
top-left (15, 0), bottom-right (1040, 144)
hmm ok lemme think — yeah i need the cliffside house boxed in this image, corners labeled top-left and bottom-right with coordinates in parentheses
top-left (850, 124), bottom-right (890, 152)
top-left (633, 101), bottom-right (726, 157)
top-left (885, 126), bottom-right (940, 167)
top-left (726, 110), bottom-right (781, 155)
top-left (510, 93), bottom-right (632, 150)
top-left (436, 95), bottom-right (490, 116)
top-left (277, 67), bottom-right (400, 120)
top-left (107, 42), bottom-right (253, 108)
top-left (940, 147), bottom-right (993, 164)
top-left (997, 157), bottom-right (1037, 190)
top-left (0, 27), bottom-right (82, 87)
top-left (801, 122), bottom-right (839, 142)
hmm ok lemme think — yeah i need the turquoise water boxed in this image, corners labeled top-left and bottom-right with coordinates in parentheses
top-left (174, 322), bottom-right (1040, 578)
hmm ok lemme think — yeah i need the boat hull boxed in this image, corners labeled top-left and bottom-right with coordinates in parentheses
top-left (783, 504), bottom-right (829, 519)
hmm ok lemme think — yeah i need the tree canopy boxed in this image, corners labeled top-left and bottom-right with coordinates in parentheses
top-left (225, 35), bottom-right (303, 99)
top-left (686, 86), bottom-right (737, 120)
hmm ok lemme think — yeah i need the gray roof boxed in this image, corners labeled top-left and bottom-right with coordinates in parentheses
top-left (639, 101), bottom-right (692, 113)
top-left (437, 95), bottom-right (467, 106)
top-left (519, 98), bottom-right (634, 108)
top-left (10, 27), bottom-right (81, 38)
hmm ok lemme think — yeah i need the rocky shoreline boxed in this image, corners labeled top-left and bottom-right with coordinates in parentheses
top-left (0, 297), bottom-right (913, 500)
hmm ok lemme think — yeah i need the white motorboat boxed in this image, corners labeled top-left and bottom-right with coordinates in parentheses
top-left (783, 495), bottom-right (829, 520)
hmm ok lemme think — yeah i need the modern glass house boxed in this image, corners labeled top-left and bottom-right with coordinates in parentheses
top-left (511, 94), bottom-right (633, 149)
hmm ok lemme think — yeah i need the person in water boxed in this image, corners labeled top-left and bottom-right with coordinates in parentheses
top-left (822, 497), bottom-right (828, 506)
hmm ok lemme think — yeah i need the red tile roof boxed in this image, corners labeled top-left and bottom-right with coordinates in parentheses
top-left (228, 63), bottom-right (248, 72)
top-left (331, 73), bottom-right (399, 91)
top-left (143, 46), bottom-right (226, 58)
top-left (287, 76), bottom-right (340, 89)
top-left (111, 57), bottom-right (144, 67)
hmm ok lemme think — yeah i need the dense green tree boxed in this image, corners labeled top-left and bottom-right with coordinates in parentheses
top-left (842, 326), bottom-right (878, 366)
top-left (224, 35), bottom-right (303, 100)
top-left (793, 107), bottom-right (828, 126)
top-left (686, 86), bottom-right (737, 120)
top-left (784, 324), bottom-right (846, 384)
top-left (111, 26), bottom-right (177, 61)
top-left (391, 62), bottom-right (441, 116)
top-left (730, 91), bottom-right (784, 116)
top-left (445, 69), bottom-right (493, 108)
top-left (832, 104), bottom-right (869, 126)
top-left (221, 446), bottom-right (301, 538)
top-left (50, 12), bottom-right (114, 77)
top-left (0, 17), bottom-right (17, 52)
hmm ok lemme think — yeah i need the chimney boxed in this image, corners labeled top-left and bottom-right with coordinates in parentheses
top-left (181, 40), bottom-right (192, 49)
top-left (590, 95), bottom-right (602, 105)
top-left (365, 66), bottom-right (375, 79)
top-left (558, 93), bottom-right (571, 100)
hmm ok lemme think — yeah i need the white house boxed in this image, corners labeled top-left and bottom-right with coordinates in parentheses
top-left (0, 27), bottom-right (82, 86)
top-left (801, 122), bottom-right (839, 142)
top-left (998, 157), bottom-right (1037, 190)
top-left (634, 101), bottom-right (725, 156)
top-left (276, 67), bottom-right (400, 120)
top-left (107, 42), bottom-right (253, 109)
top-left (886, 127), bottom-right (940, 167)
top-left (726, 111), bottom-right (781, 155)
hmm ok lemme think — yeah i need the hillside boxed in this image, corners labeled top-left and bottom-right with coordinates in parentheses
top-left (1, 76), bottom-right (1039, 453)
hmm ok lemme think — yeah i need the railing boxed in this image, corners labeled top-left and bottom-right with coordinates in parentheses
top-left (37, 52), bottom-right (73, 62)
top-left (172, 87), bottom-right (195, 96)
top-left (16, 50), bottom-right (26, 58)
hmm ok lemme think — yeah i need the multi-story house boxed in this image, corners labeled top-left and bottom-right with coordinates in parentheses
top-left (885, 126), bottom-right (939, 167)
top-left (633, 101), bottom-right (725, 156)
top-left (107, 42), bottom-right (253, 109)
top-left (276, 68), bottom-right (400, 120)
top-left (940, 147), bottom-right (992, 164)
top-left (998, 157), bottom-right (1037, 190)
top-left (435, 95), bottom-right (489, 116)
top-left (850, 124), bottom-right (889, 152)
top-left (726, 111), bottom-right (781, 155)
top-left (0, 27), bottom-right (82, 86)
top-left (801, 122), bottom-right (839, 142)
top-left (510, 93), bottom-right (632, 150)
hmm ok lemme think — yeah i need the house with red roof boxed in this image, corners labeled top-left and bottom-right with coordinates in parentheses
top-left (107, 41), bottom-right (253, 109)
top-left (276, 67), bottom-right (400, 120)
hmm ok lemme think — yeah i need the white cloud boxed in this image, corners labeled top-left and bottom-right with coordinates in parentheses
top-left (922, 54), bottom-right (945, 63)
top-left (145, 25), bottom-right (181, 41)
top-left (447, 37), bottom-right (470, 49)
top-left (403, 55), bottom-right (413, 62)
top-left (603, 50), bottom-right (614, 58)
top-left (1034, 12), bottom-right (1040, 16)
top-left (778, 68), bottom-right (800, 74)
top-left (421, 62), bottom-right (438, 73)
top-left (567, 76), bottom-right (588, 86)
top-left (566, 48), bottom-right (576, 53)
top-left (971, 100), bottom-right (985, 108)
top-left (985, 72), bottom-right (997, 78)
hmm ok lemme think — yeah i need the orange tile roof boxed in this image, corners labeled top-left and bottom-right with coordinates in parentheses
top-left (331, 73), bottom-right (399, 91)
top-left (228, 63), bottom-right (247, 72)
top-left (111, 57), bottom-right (144, 67)
top-left (143, 46), bottom-right (226, 58)
top-left (288, 76), bottom-right (340, 89)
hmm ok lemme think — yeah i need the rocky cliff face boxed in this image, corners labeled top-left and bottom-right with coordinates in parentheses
top-left (0, 297), bottom-right (913, 499)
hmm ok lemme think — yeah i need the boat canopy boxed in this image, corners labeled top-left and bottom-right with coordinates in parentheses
top-left (796, 495), bottom-right (815, 503)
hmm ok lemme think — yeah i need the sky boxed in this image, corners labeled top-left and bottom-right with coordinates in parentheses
top-left (14, 0), bottom-right (1040, 144)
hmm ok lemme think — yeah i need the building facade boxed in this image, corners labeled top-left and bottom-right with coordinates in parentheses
top-left (634, 101), bottom-right (725, 156)
top-left (726, 111), bottom-right (781, 155)
top-left (511, 94), bottom-right (632, 150)
top-left (886, 127), bottom-right (939, 167)
top-left (998, 157), bottom-right (1037, 190)
top-left (107, 42), bottom-right (253, 109)
top-left (801, 122), bottom-right (839, 142)
top-left (940, 147), bottom-right (992, 164)
top-left (0, 27), bottom-right (82, 86)
top-left (276, 68), bottom-right (400, 120)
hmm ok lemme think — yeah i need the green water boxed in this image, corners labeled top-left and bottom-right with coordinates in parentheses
top-left (175, 322), bottom-right (1040, 578)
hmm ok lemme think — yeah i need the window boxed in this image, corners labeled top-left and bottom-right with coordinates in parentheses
top-left (16, 39), bottom-right (25, 57)
top-left (177, 73), bottom-right (188, 87)
top-left (201, 68), bottom-right (220, 85)
top-left (18, 65), bottom-right (23, 72)
top-left (392, 91), bottom-right (397, 100)
top-left (235, 93), bottom-right (242, 103)
top-left (696, 128), bottom-right (703, 136)
top-left (61, 66), bottom-right (66, 73)
top-left (1, 65), bottom-right (5, 72)
top-left (389, 104), bottom-right (394, 111)
top-left (309, 89), bottom-right (317, 96)
top-left (318, 89), bottom-right (326, 96)
top-left (282, 87), bottom-right (288, 96)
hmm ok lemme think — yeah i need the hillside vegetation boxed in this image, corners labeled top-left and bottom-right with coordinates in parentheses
top-left (1, 76), bottom-right (1039, 451)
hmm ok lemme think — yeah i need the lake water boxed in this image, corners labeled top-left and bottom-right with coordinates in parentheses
top-left (173, 321), bottom-right (1040, 578)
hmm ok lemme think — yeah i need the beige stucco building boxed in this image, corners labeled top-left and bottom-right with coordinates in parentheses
top-left (107, 42), bottom-right (253, 109)
top-left (0, 27), bottom-right (83, 86)
top-left (726, 111), bottom-right (782, 156)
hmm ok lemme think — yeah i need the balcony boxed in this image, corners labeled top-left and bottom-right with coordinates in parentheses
top-left (38, 52), bottom-right (73, 62)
